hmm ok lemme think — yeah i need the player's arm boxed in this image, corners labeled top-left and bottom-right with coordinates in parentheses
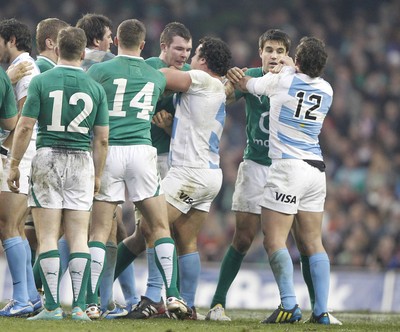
top-left (2, 95), bottom-right (28, 150)
top-left (0, 115), bottom-right (18, 132)
top-left (159, 68), bottom-right (192, 92)
top-left (0, 115), bottom-right (18, 157)
top-left (7, 115), bottom-right (36, 193)
top-left (92, 125), bottom-right (109, 195)
top-left (225, 67), bottom-right (247, 105)
top-left (246, 65), bottom-right (294, 96)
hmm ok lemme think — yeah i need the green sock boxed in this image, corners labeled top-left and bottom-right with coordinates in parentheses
top-left (300, 254), bottom-right (315, 310)
top-left (114, 241), bottom-right (136, 280)
top-left (154, 237), bottom-right (179, 298)
top-left (86, 241), bottom-right (106, 305)
top-left (69, 252), bottom-right (91, 310)
top-left (38, 250), bottom-right (61, 310)
top-left (33, 259), bottom-right (43, 290)
top-left (31, 249), bottom-right (36, 266)
top-left (211, 245), bottom-right (245, 308)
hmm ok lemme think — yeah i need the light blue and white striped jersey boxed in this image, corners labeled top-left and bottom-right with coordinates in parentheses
top-left (169, 70), bottom-right (226, 169)
top-left (246, 66), bottom-right (333, 161)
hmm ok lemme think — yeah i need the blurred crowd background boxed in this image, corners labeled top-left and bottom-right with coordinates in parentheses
top-left (2, 0), bottom-right (400, 271)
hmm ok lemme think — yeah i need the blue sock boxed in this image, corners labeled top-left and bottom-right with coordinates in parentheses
top-left (100, 242), bottom-right (117, 312)
top-left (3, 236), bottom-right (29, 304)
top-left (309, 252), bottom-right (330, 316)
top-left (58, 236), bottom-right (70, 277)
top-left (179, 252), bottom-right (200, 308)
top-left (269, 248), bottom-right (297, 309)
top-left (118, 263), bottom-right (139, 306)
top-left (144, 248), bottom-right (163, 302)
top-left (22, 239), bottom-right (39, 301)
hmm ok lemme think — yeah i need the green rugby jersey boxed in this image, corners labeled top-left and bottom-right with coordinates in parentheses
top-left (22, 65), bottom-right (109, 151)
top-left (234, 67), bottom-right (272, 166)
top-left (88, 55), bottom-right (166, 146)
top-left (0, 68), bottom-right (18, 119)
top-left (35, 55), bottom-right (56, 73)
top-left (145, 57), bottom-right (191, 154)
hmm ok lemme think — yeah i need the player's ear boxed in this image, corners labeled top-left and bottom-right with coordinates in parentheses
top-left (139, 40), bottom-right (145, 50)
top-left (114, 36), bottom-right (118, 46)
top-left (8, 35), bottom-right (17, 48)
top-left (45, 38), bottom-right (55, 50)
top-left (93, 38), bottom-right (100, 48)
top-left (81, 49), bottom-right (85, 61)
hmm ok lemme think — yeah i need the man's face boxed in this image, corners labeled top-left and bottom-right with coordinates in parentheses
top-left (161, 36), bottom-right (192, 69)
top-left (98, 26), bottom-right (113, 52)
top-left (189, 44), bottom-right (203, 70)
top-left (0, 36), bottom-right (11, 64)
top-left (259, 40), bottom-right (288, 73)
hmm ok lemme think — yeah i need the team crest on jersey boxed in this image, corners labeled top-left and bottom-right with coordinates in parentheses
top-left (275, 192), bottom-right (297, 204)
top-left (179, 191), bottom-right (193, 204)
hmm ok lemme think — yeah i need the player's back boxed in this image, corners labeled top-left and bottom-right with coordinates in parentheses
top-left (88, 55), bottom-right (166, 146)
top-left (269, 68), bottom-right (333, 161)
top-left (23, 65), bottom-right (108, 151)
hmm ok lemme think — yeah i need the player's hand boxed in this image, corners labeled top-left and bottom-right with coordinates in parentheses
top-left (94, 176), bottom-right (101, 196)
top-left (7, 167), bottom-right (20, 193)
top-left (271, 55), bottom-right (296, 73)
top-left (226, 67), bottom-right (246, 84)
top-left (224, 80), bottom-right (235, 97)
top-left (7, 61), bottom-right (33, 84)
top-left (152, 109), bottom-right (173, 129)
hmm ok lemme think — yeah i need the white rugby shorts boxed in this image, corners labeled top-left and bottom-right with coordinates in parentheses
top-left (95, 145), bottom-right (163, 203)
top-left (232, 159), bottom-right (270, 214)
top-left (28, 147), bottom-right (94, 210)
top-left (261, 159), bottom-right (326, 214)
top-left (162, 166), bottom-right (222, 213)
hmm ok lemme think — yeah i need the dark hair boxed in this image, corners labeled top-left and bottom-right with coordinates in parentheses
top-left (295, 36), bottom-right (328, 78)
top-left (259, 29), bottom-right (291, 53)
top-left (76, 13), bottom-right (112, 48)
top-left (57, 27), bottom-right (86, 61)
top-left (117, 19), bottom-right (146, 49)
top-left (36, 18), bottom-right (69, 53)
top-left (197, 36), bottom-right (232, 76)
top-left (160, 22), bottom-right (191, 46)
top-left (0, 18), bottom-right (32, 53)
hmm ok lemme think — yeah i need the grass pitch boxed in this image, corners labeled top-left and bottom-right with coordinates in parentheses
top-left (0, 309), bottom-right (399, 332)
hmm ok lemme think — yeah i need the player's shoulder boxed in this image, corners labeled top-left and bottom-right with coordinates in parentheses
top-left (182, 63), bottom-right (191, 72)
top-left (145, 57), bottom-right (165, 69)
top-left (189, 70), bottom-right (224, 90)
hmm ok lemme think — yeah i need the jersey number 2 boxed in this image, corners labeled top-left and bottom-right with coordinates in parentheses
top-left (47, 90), bottom-right (93, 133)
top-left (294, 91), bottom-right (321, 120)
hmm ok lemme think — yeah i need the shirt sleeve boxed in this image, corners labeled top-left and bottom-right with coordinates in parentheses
top-left (246, 66), bottom-right (295, 97)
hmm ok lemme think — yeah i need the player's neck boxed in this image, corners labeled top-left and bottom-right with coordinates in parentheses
top-left (58, 59), bottom-right (82, 67)
top-left (39, 51), bottom-right (57, 63)
top-left (118, 46), bottom-right (141, 57)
